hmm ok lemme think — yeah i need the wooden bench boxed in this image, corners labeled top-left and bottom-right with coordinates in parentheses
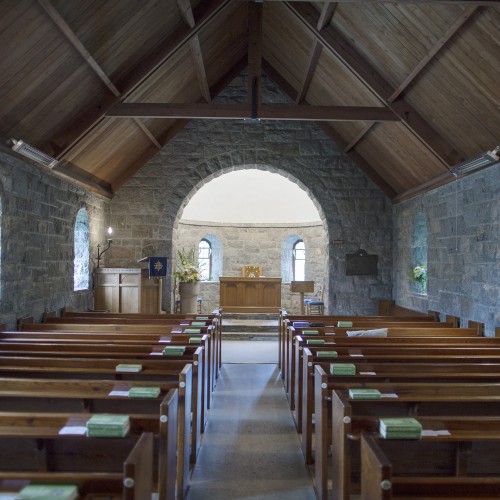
top-left (0, 431), bottom-right (155, 500)
top-left (0, 352), bottom-right (204, 465)
top-left (285, 328), bottom-right (487, 418)
top-left (361, 433), bottom-right (500, 499)
top-left (294, 335), bottom-right (500, 429)
top-left (58, 308), bottom-right (223, 374)
top-left (0, 331), bottom-right (213, 427)
top-left (0, 409), bottom-right (176, 500)
top-left (284, 324), bottom-right (481, 400)
top-left (278, 309), bottom-right (441, 376)
top-left (0, 373), bottom-right (191, 500)
top-left (16, 321), bottom-right (219, 395)
top-left (299, 348), bottom-right (500, 465)
top-left (315, 374), bottom-right (500, 500)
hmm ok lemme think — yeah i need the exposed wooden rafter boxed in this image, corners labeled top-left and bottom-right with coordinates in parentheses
top-left (106, 102), bottom-right (399, 122)
top-left (284, 1), bottom-right (463, 169)
top-left (262, 60), bottom-right (398, 200)
top-left (343, 6), bottom-right (478, 154)
top-left (177, 0), bottom-right (212, 102)
top-left (251, 0), bottom-right (496, 4)
top-left (247, 2), bottom-right (263, 116)
top-left (295, 42), bottom-right (322, 104)
top-left (317, 2), bottom-right (337, 30)
top-left (45, 0), bottom-right (232, 159)
top-left (37, 0), bottom-right (162, 176)
top-left (110, 57), bottom-right (248, 193)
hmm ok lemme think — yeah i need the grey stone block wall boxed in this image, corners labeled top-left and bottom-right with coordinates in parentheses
top-left (175, 220), bottom-right (326, 314)
top-left (393, 164), bottom-right (499, 336)
top-left (108, 72), bottom-right (393, 315)
top-left (0, 152), bottom-right (109, 329)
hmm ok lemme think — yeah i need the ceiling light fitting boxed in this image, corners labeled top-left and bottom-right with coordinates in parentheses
top-left (9, 139), bottom-right (58, 169)
top-left (450, 146), bottom-right (499, 176)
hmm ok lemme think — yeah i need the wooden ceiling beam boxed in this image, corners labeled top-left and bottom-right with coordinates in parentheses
top-left (295, 41), bottom-right (323, 104)
top-left (343, 7), bottom-right (477, 155)
top-left (247, 2), bottom-right (263, 114)
top-left (190, 36), bottom-right (212, 103)
top-left (110, 56), bottom-right (248, 193)
top-left (177, 0), bottom-right (212, 102)
top-left (46, 0), bottom-right (231, 159)
top-left (177, 0), bottom-right (195, 27)
top-left (284, 2), bottom-right (463, 168)
top-left (253, 1), bottom-right (496, 4)
top-left (107, 102), bottom-right (399, 122)
top-left (0, 144), bottom-right (113, 199)
top-left (261, 60), bottom-right (397, 200)
top-left (317, 3), bottom-right (338, 30)
top-left (37, 0), bottom-right (120, 97)
top-left (388, 6), bottom-right (479, 102)
top-left (38, 0), bottom-right (163, 157)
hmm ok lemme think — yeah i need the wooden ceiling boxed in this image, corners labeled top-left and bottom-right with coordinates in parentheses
top-left (0, 0), bottom-right (498, 201)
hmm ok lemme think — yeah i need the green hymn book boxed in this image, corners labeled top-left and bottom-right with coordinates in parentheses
top-left (15, 484), bottom-right (78, 500)
top-left (348, 388), bottom-right (381, 399)
top-left (128, 386), bottom-right (161, 398)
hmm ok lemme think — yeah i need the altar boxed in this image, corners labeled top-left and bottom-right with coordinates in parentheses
top-left (219, 277), bottom-right (282, 313)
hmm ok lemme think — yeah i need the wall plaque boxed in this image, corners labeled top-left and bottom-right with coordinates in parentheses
top-left (346, 249), bottom-right (378, 275)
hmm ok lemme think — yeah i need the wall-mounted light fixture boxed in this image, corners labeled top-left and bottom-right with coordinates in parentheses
top-left (9, 139), bottom-right (59, 169)
top-left (451, 146), bottom-right (499, 177)
top-left (96, 227), bottom-right (113, 268)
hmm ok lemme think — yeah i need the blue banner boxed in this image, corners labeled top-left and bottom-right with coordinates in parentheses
top-left (149, 257), bottom-right (167, 278)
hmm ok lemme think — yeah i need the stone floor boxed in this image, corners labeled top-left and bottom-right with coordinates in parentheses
top-left (186, 361), bottom-right (316, 500)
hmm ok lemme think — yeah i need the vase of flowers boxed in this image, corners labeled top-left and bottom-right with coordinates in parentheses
top-left (410, 264), bottom-right (427, 294)
top-left (174, 248), bottom-right (203, 313)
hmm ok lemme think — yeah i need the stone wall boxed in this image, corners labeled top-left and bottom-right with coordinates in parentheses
top-left (0, 152), bottom-right (109, 329)
top-left (393, 164), bottom-right (499, 336)
top-left (175, 220), bottom-right (326, 314)
top-left (108, 72), bottom-right (393, 314)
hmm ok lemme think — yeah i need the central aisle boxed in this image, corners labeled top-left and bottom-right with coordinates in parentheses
top-left (186, 363), bottom-right (317, 499)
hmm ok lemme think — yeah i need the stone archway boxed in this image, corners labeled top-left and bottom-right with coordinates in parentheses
top-left (171, 161), bottom-right (330, 314)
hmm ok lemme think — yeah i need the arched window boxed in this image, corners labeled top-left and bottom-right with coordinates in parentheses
top-left (198, 239), bottom-right (212, 281)
top-left (74, 208), bottom-right (90, 291)
top-left (293, 240), bottom-right (305, 281)
top-left (412, 212), bottom-right (428, 294)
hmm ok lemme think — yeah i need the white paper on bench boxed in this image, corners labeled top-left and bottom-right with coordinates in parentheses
top-left (59, 426), bottom-right (87, 435)
top-left (380, 393), bottom-right (399, 398)
top-left (421, 430), bottom-right (451, 436)
top-left (359, 371), bottom-right (376, 375)
top-left (109, 390), bottom-right (130, 397)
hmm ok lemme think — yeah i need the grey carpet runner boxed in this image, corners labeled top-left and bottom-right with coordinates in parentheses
top-left (186, 363), bottom-right (317, 499)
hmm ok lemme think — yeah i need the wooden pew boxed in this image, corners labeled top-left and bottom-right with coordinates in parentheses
top-left (285, 327), bottom-right (485, 411)
top-left (0, 332), bottom-right (212, 429)
top-left (300, 353), bottom-right (500, 465)
top-left (361, 433), bottom-right (500, 499)
top-left (0, 352), bottom-right (204, 467)
top-left (16, 321), bottom-right (218, 395)
top-left (315, 373), bottom-right (500, 500)
top-left (0, 409), bottom-right (175, 500)
top-left (0, 431), bottom-right (155, 500)
top-left (294, 335), bottom-right (500, 431)
top-left (59, 308), bottom-right (223, 374)
top-left (284, 324), bottom-right (480, 400)
top-left (278, 310), bottom-right (440, 377)
top-left (0, 374), bottom-right (191, 500)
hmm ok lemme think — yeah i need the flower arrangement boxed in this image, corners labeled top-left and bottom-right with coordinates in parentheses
top-left (411, 264), bottom-right (427, 284)
top-left (410, 264), bottom-right (427, 293)
top-left (173, 248), bottom-right (203, 283)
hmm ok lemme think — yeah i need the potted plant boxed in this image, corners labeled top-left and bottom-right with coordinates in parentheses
top-left (174, 248), bottom-right (203, 313)
top-left (410, 264), bottom-right (427, 294)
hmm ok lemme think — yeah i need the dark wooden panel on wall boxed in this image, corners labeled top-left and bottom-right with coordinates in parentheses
top-left (346, 249), bottom-right (377, 275)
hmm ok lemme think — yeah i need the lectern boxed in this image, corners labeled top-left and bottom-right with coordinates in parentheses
top-left (290, 280), bottom-right (315, 314)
